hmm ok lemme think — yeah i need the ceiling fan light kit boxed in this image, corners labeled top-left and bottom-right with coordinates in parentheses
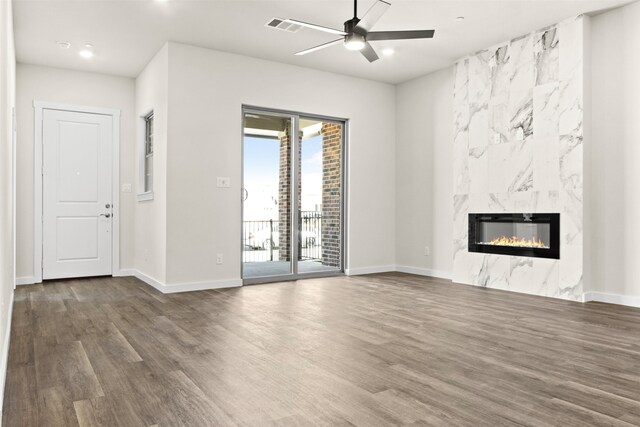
top-left (275, 0), bottom-right (435, 63)
top-left (344, 33), bottom-right (366, 51)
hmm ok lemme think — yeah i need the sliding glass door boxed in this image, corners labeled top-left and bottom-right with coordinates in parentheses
top-left (242, 111), bottom-right (293, 279)
top-left (242, 107), bottom-right (345, 283)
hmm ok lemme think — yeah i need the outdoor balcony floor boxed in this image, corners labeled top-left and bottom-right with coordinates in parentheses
top-left (242, 260), bottom-right (339, 279)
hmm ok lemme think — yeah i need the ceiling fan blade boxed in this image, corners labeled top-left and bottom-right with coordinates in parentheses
top-left (354, 0), bottom-right (391, 34)
top-left (284, 19), bottom-right (347, 36)
top-left (295, 38), bottom-right (343, 56)
top-left (360, 42), bottom-right (379, 63)
top-left (366, 30), bottom-right (435, 41)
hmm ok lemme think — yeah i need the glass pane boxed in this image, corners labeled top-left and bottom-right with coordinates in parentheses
top-left (242, 112), bottom-right (293, 279)
top-left (478, 222), bottom-right (550, 248)
top-left (299, 119), bottom-right (342, 273)
top-left (144, 156), bottom-right (153, 192)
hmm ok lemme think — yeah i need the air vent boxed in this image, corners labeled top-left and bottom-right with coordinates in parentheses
top-left (266, 18), bottom-right (302, 33)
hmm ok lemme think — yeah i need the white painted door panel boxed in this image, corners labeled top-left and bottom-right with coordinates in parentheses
top-left (43, 110), bottom-right (113, 279)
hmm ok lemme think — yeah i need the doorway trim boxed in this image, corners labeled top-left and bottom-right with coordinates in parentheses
top-left (240, 105), bottom-right (349, 285)
top-left (33, 101), bottom-right (121, 283)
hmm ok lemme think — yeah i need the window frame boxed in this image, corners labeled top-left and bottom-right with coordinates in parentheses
top-left (137, 111), bottom-right (154, 201)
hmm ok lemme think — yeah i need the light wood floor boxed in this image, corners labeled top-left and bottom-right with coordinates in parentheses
top-left (3, 273), bottom-right (640, 426)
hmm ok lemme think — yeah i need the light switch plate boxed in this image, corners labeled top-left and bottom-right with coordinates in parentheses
top-left (121, 183), bottom-right (132, 193)
top-left (217, 177), bottom-right (231, 188)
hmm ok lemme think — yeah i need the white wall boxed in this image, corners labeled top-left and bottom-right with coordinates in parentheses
top-left (583, 15), bottom-right (593, 295)
top-left (15, 64), bottom-right (136, 282)
top-left (134, 45), bottom-right (168, 283)
top-left (163, 42), bottom-right (396, 286)
top-left (589, 1), bottom-right (640, 298)
top-left (395, 68), bottom-right (453, 278)
top-left (0, 0), bottom-right (16, 411)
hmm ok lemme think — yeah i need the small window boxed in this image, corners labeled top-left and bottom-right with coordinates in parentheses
top-left (143, 112), bottom-right (154, 194)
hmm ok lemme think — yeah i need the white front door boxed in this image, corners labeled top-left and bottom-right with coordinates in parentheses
top-left (42, 109), bottom-right (113, 280)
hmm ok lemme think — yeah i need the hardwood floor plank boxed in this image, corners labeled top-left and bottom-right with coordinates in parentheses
top-left (3, 273), bottom-right (640, 426)
top-left (34, 338), bottom-right (105, 401)
top-left (2, 365), bottom-right (38, 427)
top-left (37, 387), bottom-right (80, 427)
top-left (73, 397), bottom-right (115, 427)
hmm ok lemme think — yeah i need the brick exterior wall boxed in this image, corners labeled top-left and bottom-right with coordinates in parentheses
top-left (321, 123), bottom-right (342, 268)
top-left (278, 127), bottom-right (301, 262)
top-left (278, 123), bottom-right (342, 267)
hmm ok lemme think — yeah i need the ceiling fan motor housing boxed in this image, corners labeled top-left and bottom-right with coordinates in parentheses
top-left (344, 18), bottom-right (365, 36)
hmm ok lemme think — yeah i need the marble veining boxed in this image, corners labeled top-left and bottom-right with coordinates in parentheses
top-left (490, 45), bottom-right (511, 102)
top-left (532, 138), bottom-right (560, 192)
top-left (509, 35), bottom-right (535, 96)
top-left (468, 52), bottom-right (491, 148)
top-left (559, 135), bottom-right (583, 189)
top-left (452, 16), bottom-right (584, 301)
top-left (508, 93), bottom-right (533, 141)
top-left (506, 143), bottom-right (533, 193)
top-left (533, 82), bottom-right (560, 139)
top-left (535, 27), bottom-right (559, 85)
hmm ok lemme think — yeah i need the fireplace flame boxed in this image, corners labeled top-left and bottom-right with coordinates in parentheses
top-left (485, 236), bottom-right (548, 248)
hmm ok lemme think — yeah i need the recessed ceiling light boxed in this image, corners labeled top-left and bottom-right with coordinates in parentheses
top-left (382, 48), bottom-right (394, 56)
top-left (79, 49), bottom-right (94, 59)
top-left (84, 43), bottom-right (93, 48)
top-left (456, 16), bottom-right (465, 21)
top-left (57, 41), bottom-right (71, 49)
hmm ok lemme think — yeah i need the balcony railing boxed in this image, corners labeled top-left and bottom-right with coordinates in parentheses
top-left (243, 211), bottom-right (322, 263)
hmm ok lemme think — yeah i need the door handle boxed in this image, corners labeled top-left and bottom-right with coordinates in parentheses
top-left (100, 213), bottom-right (111, 218)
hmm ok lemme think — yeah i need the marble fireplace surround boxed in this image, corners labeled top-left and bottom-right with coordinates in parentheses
top-left (452, 16), bottom-right (585, 301)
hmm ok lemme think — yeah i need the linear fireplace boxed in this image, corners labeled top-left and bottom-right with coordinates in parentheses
top-left (469, 213), bottom-right (560, 259)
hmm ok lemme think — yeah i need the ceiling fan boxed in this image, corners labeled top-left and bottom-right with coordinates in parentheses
top-left (278, 0), bottom-right (435, 63)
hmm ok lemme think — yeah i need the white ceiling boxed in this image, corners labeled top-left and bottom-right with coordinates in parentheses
top-left (13, 0), bottom-right (634, 84)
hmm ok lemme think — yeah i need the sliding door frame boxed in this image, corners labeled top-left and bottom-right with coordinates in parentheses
top-left (241, 105), bottom-right (348, 285)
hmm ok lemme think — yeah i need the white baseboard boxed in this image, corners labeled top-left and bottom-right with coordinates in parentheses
top-left (345, 265), bottom-right (453, 280)
top-left (15, 276), bottom-right (35, 286)
top-left (345, 265), bottom-right (396, 276)
top-left (113, 268), bottom-right (135, 277)
top-left (17, 270), bottom-right (137, 284)
top-left (133, 270), bottom-right (242, 294)
top-left (395, 265), bottom-right (452, 280)
top-left (583, 292), bottom-right (640, 308)
top-left (0, 289), bottom-right (15, 417)
top-left (15, 270), bottom-right (241, 294)
top-left (132, 270), bottom-right (164, 292)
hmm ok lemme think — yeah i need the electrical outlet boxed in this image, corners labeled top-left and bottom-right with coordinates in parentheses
top-left (424, 246), bottom-right (430, 256)
top-left (217, 177), bottom-right (231, 188)
top-left (216, 253), bottom-right (223, 264)
top-left (121, 183), bottom-right (132, 193)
